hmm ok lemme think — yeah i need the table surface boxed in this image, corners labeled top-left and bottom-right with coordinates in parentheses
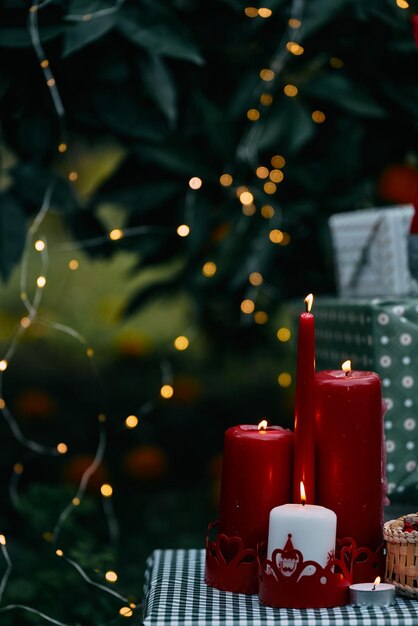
top-left (142, 549), bottom-right (418, 626)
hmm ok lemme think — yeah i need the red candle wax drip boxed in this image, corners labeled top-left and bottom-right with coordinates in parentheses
top-left (293, 294), bottom-right (316, 504)
top-left (218, 424), bottom-right (293, 549)
top-left (315, 368), bottom-right (384, 550)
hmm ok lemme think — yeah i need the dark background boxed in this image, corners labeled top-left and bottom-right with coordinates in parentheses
top-left (0, 0), bottom-right (417, 623)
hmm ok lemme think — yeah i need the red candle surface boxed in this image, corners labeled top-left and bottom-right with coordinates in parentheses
top-left (218, 424), bottom-right (293, 549)
top-left (315, 368), bottom-right (384, 550)
top-left (293, 295), bottom-right (316, 504)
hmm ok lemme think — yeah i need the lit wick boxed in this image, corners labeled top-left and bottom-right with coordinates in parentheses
top-left (300, 481), bottom-right (306, 507)
top-left (342, 360), bottom-right (351, 377)
top-left (304, 293), bottom-right (313, 313)
top-left (372, 576), bottom-right (381, 591)
top-left (258, 420), bottom-right (268, 431)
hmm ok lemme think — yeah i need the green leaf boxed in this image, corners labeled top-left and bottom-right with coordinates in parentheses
top-left (302, 0), bottom-right (351, 38)
top-left (124, 275), bottom-right (181, 316)
top-left (117, 5), bottom-right (204, 65)
top-left (258, 96), bottom-right (315, 154)
top-left (138, 54), bottom-right (177, 125)
top-left (193, 92), bottom-right (233, 156)
top-left (91, 89), bottom-right (169, 141)
top-left (133, 142), bottom-right (211, 177)
top-left (0, 191), bottom-right (26, 281)
top-left (97, 180), bottom-right (183, 213)
top-left (381, 82), bottom-right (418, 117)
top-left (11, 164), bottom-right (77, 213)
top-left (63, 14), bottom-right (116, 57)
top-left (304, 72), bottom-right (387, 118)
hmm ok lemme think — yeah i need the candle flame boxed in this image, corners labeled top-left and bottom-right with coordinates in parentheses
top-left (372, 576), bottom-right (381, 590)
top-left (258, 420), bottom-right (268, 431)
top-left (342, 360), bottom-right (351, 373)
top-left (300, 481), bottom-right (306, 505)
top-left (304, 293), bottom-right (314, 313)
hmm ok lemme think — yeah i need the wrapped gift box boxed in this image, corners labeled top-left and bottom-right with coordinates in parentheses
top-left (329, 205), bottom-right (418, 297)
top-left (288, 297), bottom-right (418, 500)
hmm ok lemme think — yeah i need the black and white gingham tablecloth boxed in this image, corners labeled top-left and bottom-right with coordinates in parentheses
top-left (142, 549), bottom-right (418, 626)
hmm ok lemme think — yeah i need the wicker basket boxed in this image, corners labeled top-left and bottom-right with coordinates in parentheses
top-left (384, 513), bottom-right (418, 598)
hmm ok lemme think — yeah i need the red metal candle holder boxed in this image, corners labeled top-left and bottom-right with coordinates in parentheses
top-left (258, 535), bottom-right (385, 609)
top-left (205, 521), bottom-right (258, 594)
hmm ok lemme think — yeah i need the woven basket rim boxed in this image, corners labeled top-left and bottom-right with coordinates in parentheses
top-left (384, 513), bottom-right (418, 540)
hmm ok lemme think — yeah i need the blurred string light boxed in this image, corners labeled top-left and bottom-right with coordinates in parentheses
top-left (0, 185), bottom-right (134, 624)
top-left (278, 372), bottom-right (292, 387)
top-left (28, 2), bottom-right (64, 122)
top-left (160, 359), bottom-right (174, 399)
top-left (28, 0), bottom-right (126, 152)
top-left (9, 453), bottom-right (34, 507)
top-left (17, 3), bottom-right (300, 622)
top-left (101, 483), bottom-right (120, 547)
top-left (237, 0), bottom-right (305, 164)
top-left (0, 536), bottom-right (72, 626)
top-left (245, 7), bottom-right (273, 18)
top-left (277, 327), bottom-right (291, 341)
top-left (177, 224), bottom-right (190, 237)
top-left (54, 548), bottom-right (131, 604)
top-left (202, 261), bottom-right (217, 277)
top-left (0, 190), bottom-right (63, 456)
top-left (54, 224), bottom-right (167, 251)
top-left (52, 421), bottom-right (107, 545)
top-left (20, 3), bottom-right (193, 624)
top-left (219, 174), bottom-right (233, 187)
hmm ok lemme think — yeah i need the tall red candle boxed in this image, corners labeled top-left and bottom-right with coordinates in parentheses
top-left (315, 364), bottom-right (385, 550)
top-left (293, 294), bottom-right (316, 504)
top-left (218, 423), bottom-right (293, 549)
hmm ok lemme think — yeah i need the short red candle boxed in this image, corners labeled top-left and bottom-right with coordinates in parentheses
top-left (218, 424), bottom-right (293, 549)
top-left (315, 369), bottom-right (384, 550)
top-left (293, 295), bottom-right (316, 504)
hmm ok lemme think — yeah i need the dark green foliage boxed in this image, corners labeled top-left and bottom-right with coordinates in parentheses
top-left (0, 0), bottom-right (416, 315)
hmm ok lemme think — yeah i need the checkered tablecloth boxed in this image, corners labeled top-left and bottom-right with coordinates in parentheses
top-left (142, 549), bottom-right (418, 626)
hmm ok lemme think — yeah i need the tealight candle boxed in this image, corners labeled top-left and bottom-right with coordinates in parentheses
top-left (349, 578), bottom-right (395, 606)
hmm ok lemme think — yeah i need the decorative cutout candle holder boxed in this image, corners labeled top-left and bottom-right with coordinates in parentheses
top-left (205, 520), bottom-right (385, 601)
top-left (205, 521), bottom-right (258, 594)
top-left (257, 537), bottom-right (385, 608)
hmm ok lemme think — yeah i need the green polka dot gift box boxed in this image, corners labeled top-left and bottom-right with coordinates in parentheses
top-left (291, 297), bottom-right (418, 502)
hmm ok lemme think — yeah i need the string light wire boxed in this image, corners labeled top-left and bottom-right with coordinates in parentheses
top-left (52, 424), bottom-right (107, 545)
top-left (0, 537), bottom-right (72, 626)
top-left (53, 225), bottom-right (168, 251)
top-left (0, 604), bottom-right (72, 626)
top-left (59, 552), bottom-right (129, 603)
top-left (28, 2), bottom-right (65, 120)
top-left (0, 539), bottom-right (12, 604)
top-left (65, 0), bottom-right (126, 22)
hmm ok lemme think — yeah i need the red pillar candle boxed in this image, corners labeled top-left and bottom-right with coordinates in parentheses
top-left (218, 423), bottom-right (293, 549)
top-left (315, 362), bottom-right (385, 550)
top-left (293, 293), bottom-right (316, 504)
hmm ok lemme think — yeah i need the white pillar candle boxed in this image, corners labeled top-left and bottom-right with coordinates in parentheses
top-left (267, 502), bottom-right (336, 569)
